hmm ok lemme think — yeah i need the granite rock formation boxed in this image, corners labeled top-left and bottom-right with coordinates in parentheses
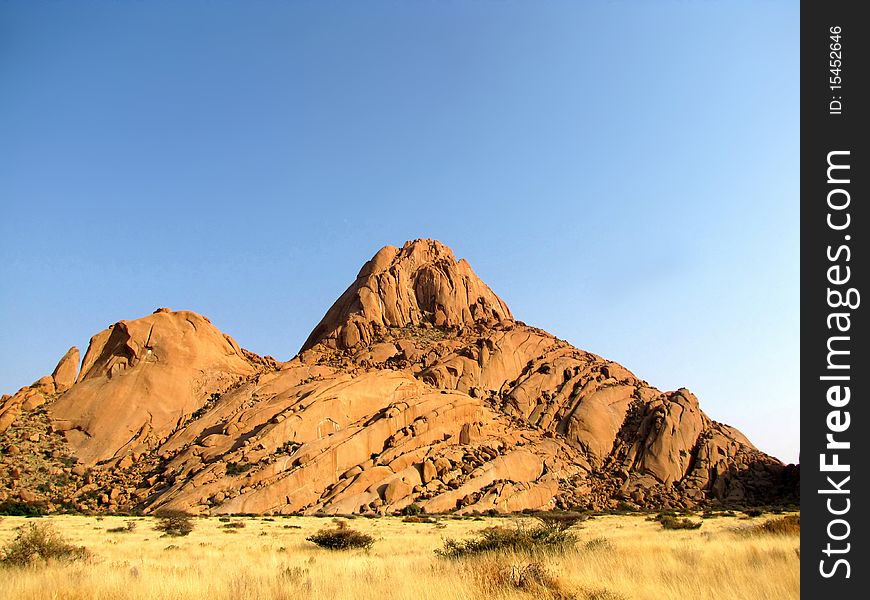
top-left (0, 239), bottom-right (797, 515)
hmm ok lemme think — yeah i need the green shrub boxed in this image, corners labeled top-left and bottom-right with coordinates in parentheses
top-left (306, 521), bottom-right (374, 550)
top-left (225, 462), bottom-right (253, 476)
top-left (401, 503), bottom-right (423, 516)
top-left (0, 501), bottom-right (45, 517)
top-left (436, 524), bottom-right (576, 559)
top-left (658, 516), bottom-right (702, 530)
top-left (1, 523), bottom-right (89, 567)
top-left (187, 392), bottom-right (221, 422)
top-left (221, 521), bottom-right (245, 529)
top-left (154, 511), bottom-right (194, 537)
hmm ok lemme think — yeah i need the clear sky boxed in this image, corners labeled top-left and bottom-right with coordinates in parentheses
top-left (0, 1), bottom-right (799, 463)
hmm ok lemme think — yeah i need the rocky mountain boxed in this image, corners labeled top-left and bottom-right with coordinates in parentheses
top-left (0, 239), bottom-right (797, 515)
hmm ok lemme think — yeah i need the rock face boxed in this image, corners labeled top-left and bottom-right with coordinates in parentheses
top-left (301, 240), bottom-right (512, 352)
top-left (49, 309), bottom-right (258, 466)
top-left (0, 239), bottom-right (797, 514)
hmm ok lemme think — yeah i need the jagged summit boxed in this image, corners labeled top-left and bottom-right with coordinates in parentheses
top-left (301, 239), bottom-right (513, 352)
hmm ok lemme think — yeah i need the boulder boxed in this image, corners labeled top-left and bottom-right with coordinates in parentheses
top-left (421, 459), bottom-right (437, 483)
top-left (52, 347), bottom-right (80, 392)
top-left (383, 480), bottom-right (412, 504)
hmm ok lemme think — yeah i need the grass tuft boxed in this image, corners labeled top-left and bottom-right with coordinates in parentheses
top-left (658, 516), bottom-right (702, 530)
top-left (750, 515), bottom-right (800, 535)
top-left (492, 561), bottom-right (573, 599)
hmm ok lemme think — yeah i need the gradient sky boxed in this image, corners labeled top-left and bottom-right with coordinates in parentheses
top-left (0, 1), bottom-right (799, 463)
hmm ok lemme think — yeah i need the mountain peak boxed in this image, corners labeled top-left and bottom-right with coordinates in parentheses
top-left (357, 239), bottom-right (455, 278)
top-left (301, 239), bottom-right (513, 352)
top-left (0, 242), bottom-right (796, 516)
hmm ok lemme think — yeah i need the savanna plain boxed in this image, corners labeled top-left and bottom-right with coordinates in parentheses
top-left (0, 511), bottom-right (799, 600)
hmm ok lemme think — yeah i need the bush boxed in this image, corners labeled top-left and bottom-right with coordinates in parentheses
top-left (107, 521), bottom-right (136, 533)
top-left (221, 521), bottom-right (245, 529)
top-left (1, 523), bottom-right (89, 567)
top-left (752, 515), bottom-right (800, 535)
top-left (533, 511), bottom-right (588, 532)
top-left (306, 521), bottom-right (374, 550)
top-left (436, 523), bottom-right (576, 559)
top-left (658, 516), bottom-right (702, 530)
top-left (401, 503), bottom-right (423, 516)
top-left (225, 462), bottom-right (253, 476)
top-left (0, 501), bottom-right (45, 517)
top-left (743, 508), bottom-right (764, 518)
top-left (154, 511), bottom-right (194, 537)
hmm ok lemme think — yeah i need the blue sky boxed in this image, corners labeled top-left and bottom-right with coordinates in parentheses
top-left (0, 1), bottom-right (799, 462)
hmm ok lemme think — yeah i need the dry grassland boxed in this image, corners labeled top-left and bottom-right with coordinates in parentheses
top-left (0, 512), bottom-right (799, 600)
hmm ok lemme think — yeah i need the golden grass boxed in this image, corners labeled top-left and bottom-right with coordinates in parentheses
top-left (0, 513), bottom-right (799, 600)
